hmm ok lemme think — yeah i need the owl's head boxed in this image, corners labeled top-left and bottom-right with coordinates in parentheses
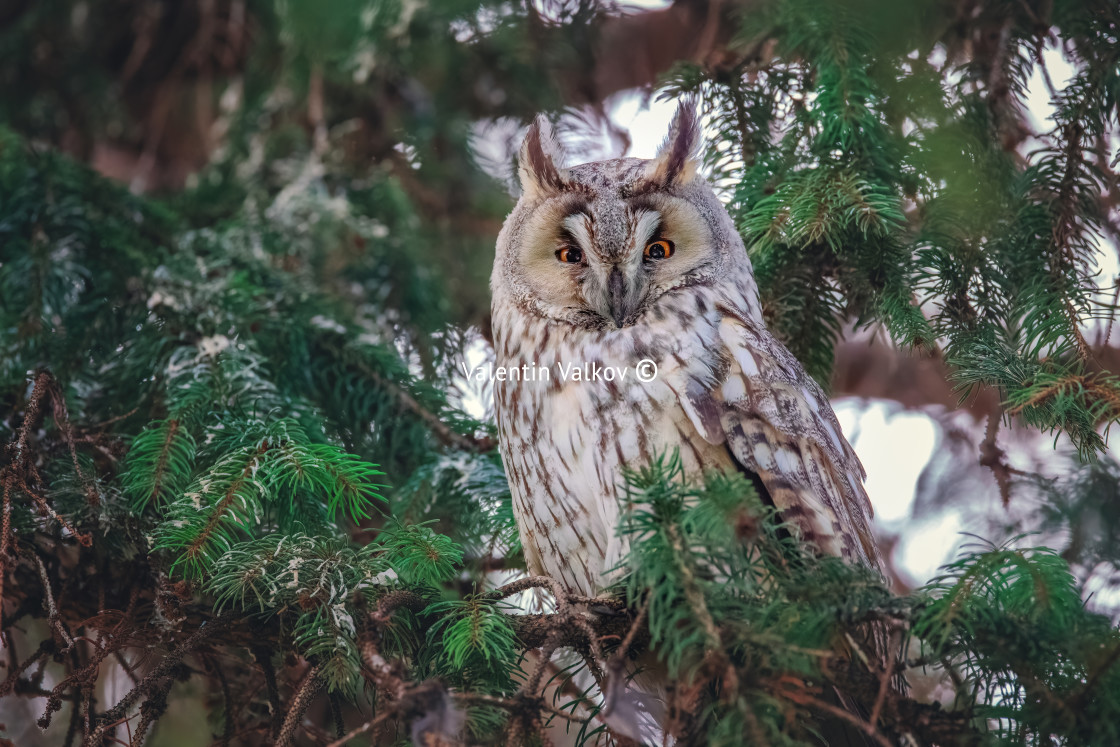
top-left (492, 102), bottom-right (748, 330)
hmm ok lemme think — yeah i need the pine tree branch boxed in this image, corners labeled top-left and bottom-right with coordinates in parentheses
top-left (323, 711), bottom-right (392, 747)
top-left (182, 441), bottom-right (272, 568)
top-left (455, 691), bottom-right (589, 724)
top-left (1069, 639), bottom-right (1120, 711)
top-left (349, 352), bottom-right (493, 454)
top-left (147, 418), bottom-right (181, 507)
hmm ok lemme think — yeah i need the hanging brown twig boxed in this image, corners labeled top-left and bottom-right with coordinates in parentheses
top-left (83, 612), bottom-right (235, 743)
top-left (274, 663), bottom-right (323, 747)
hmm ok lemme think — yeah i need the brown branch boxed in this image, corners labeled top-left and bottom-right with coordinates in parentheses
top-left (129, 676), bottom-right (175, 747)
top-left (3, 371), bottom-right (93, 549)
top-left (41, 638), bottom-right (120, 731)
top-left (323, 711), bottom-right (392, 747)
top-left (978, 408), bottom-right (1015, 507)
top-left (0, 638), bottom-right (54, 697)
top-left (251, 645), bottom-right (283, 740)
top-left (774, 678), bottom-right (895, 747)
top-left (113, 651), bottom-right (139, 687)
top-left (370, 588), bottom-right (428, 623)
top-left (1047, 98), bottom-right (1097, 362)
top-left (366, 366), bottom-right (493, 453)
top-left (522, 629), bottom-right (563, 699)
top-left (601, 592), bottom-right (650, 718)
top-left (0, 476), bottom-right (11, 633)
top-left (15, 371), bottom-right (51, 468)
top-left (868, 661), bottom-right (896, 729)
top-left (487, 574), bottom-right (622, 699)
top-left (485, 574), bottom-right (624, 609)
top-left (9, 472), bottom-right (89, 545)
top-left (275, 663), bottom-right (324, 747)
top-left (45, 373), bottom-right (100, 507)
top-left (202, 654), bottom-right (234, 747)
top-left (88, 612), bottom-right (235, 742)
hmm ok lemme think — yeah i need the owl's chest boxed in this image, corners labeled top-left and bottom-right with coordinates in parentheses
top-left (493, 333), bottom-right (689, 472)
top-left (492, 309), bottom-right (729, 463)
top-left (491, 323), bottom-right (731, 588)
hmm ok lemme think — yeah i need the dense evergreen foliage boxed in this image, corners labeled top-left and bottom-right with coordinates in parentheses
top-left (1, 1), bottom-right (1119, 745)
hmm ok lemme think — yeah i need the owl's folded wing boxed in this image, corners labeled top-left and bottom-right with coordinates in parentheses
top-left (675, 303), bottom-right (883, 571)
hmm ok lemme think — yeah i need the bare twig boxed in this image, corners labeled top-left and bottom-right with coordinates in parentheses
top-left (203, 654), bottom-right (234, 747)
top-left (35, 554), bottom-right (75, 652)
top-left (0, 474), bottom-right (11, 631)
top-left (869, 661), bottom-right (895, 728)
top-left (45, 373), bottom-right (100, 507)
top-left (130, 676), bottom-right (175, 747)
top-left (487, 575), bottom-right (625, 610)
top-left (0, 638), bottom-right (54, 697)
top-left (523, 629), bottom-right (563, 698)
top-left (323, 711), bottom-right (392, 747)
top-left (3, 371), bottom-right (93, 547)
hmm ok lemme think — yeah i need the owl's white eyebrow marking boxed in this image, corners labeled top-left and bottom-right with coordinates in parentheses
top-left (633, 210), bottom-right (661, 247)
top-left (562, 213), bottom-right (595, 252)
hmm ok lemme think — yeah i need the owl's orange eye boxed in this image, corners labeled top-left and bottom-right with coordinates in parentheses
top-left (644, 239), bottom-right (675, 260)
top-left (556, 245), bottom-right (583, 264)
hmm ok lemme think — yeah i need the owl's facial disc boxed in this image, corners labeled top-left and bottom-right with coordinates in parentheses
top-left (511, 187), bottom-right (719, 330)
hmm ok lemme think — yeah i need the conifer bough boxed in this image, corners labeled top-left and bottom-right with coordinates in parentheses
top-left (1, 0), bottom-right (1119, 745)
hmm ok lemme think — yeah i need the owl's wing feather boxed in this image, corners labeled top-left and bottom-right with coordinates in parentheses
top-left (679, 302), bottom-right (882, 571)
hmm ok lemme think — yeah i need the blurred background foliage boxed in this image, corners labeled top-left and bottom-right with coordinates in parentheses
top-left (1, 0), bottom-right (1120, 745)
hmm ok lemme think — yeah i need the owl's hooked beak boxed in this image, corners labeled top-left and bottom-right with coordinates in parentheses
top-left (604, 265), bottom-right (643, 328)
top-left (582, 258), bottom-right (645, 328)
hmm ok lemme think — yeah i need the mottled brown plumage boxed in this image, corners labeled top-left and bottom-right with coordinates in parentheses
top-left (491, 104), bottom-right (883, 599)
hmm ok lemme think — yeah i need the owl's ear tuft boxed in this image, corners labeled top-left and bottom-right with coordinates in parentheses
top-left (646, 100), bottom-right (701, 187)
top-left (518, 116), bottom-right (568, 199)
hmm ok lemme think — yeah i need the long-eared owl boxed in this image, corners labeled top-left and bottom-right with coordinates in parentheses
top-left (490, 103), bottom-right (882, 598)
